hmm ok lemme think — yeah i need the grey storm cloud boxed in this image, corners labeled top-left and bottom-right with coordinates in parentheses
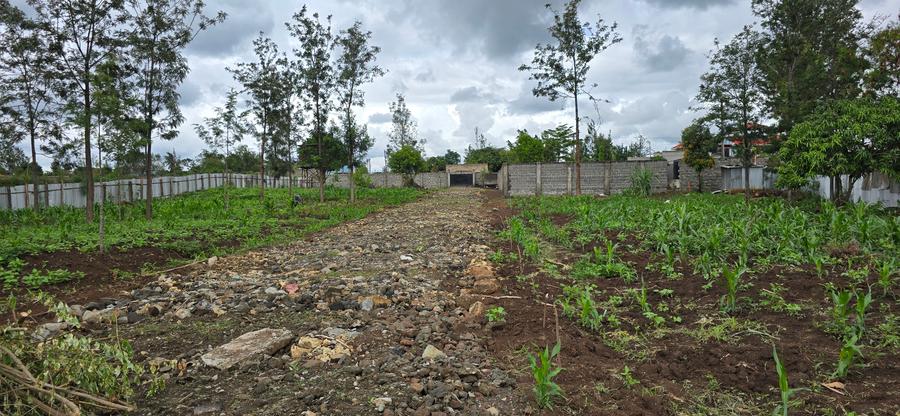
top-left (187, 1), bottom-right (275, 57)
top-left (402, 0), bottom-right (552, 60)
top-left (633, 26), bottom-right (692, 72)
top-left (368, 112), bottom-right (392, 124)
top-left (638, 0), bottom-right (736, 9)
top-left (178, 79), bottom-right (204, 107)
top-left (507, 83), bottom-right (565, 115)
top-left (450, 86), bottom-right (498, 103)
top-left (415, 69), bottom-right (436, 83)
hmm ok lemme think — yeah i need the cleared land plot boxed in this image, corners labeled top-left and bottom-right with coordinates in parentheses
top-left (485, 193), bottom-right (899, 415)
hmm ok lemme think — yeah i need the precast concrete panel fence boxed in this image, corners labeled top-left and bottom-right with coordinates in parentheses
top-left (498, 161), bottom-right (669, 196)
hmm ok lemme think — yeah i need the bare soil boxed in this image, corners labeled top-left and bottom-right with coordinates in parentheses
top-left (481, 191), bottom-right (900, 415)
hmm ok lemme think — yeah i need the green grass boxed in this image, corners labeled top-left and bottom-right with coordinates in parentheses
top-left (0, 186), bottom-right (424, 286)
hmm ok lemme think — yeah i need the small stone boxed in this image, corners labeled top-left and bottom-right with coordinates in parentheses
top-left (126, 312), bottom-right (143, 324)
top-left (486, 407), bottom-right (500, 416)
top-left (373, 397), bottom-right (392, 412)
top-left (467, 301), bottom-right (485, 321)
top-left (400, 255), bottom-right (413, 262)
top-left (201, 328), bottom-right (294, 370)
top-left (472, 279), bottom-right (500, 295)
top-left (360, 298), bottom-right (374, 312)
top-left (421, 345), bottom-right (447, 360)
top-left (174, 308), bottom-right (192, 320)
top-left (68, 304), bottom-right (85, 318)
top-left (410, 380), bottom-right (425, 394)
top-left (192, 402), bottom-right (222, 415)
top-left (207, 256), bottom-right (218, 267)
top-left (32, 322), bottom-right (67, 341)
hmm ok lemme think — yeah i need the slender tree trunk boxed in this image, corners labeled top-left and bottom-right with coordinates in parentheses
top-left (224, 134), bottom-right (230, 210)
top-left (834, 176), bottom-right (844, 205)
top-left (347, 85), bottom-right (356, 203)
top-left (319, 168), bottom-right (325, 202)
top-left (144, 131), bottom-right (153, 220)
top-left (84, 86), bottom-right (95, 223)
top-left (259, 132), bottom-right (266, 202)
top-left (572, 55), bottom-right (581, 195)
top-left (29, 123), bottom-right (40, 211)
top-left (288, 144), bottom-right (294, 206)
top-left (98, 126), bottom-right (105, 253)
top-left (741, 115), bottom-right (750, 202)
top-left (698, 168), bottom-right (704, 193)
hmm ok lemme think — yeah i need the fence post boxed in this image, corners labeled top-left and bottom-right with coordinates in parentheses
top-left (169, 177), bottom-right (174, 196)
top-left (58, 176), bottom-right (63, 207)
top-left (43, 180), bottom-right (50, 208)
top-left (4, 186), bottom-right (10, 210)
top-left (159, 179), bottom-right (163, 198)
top-left (604, 163), bottom-right (612, 195)
top-left (567, 165), bottom-right (573, 195)
top-left (127, 181), bottom-right (133, 203)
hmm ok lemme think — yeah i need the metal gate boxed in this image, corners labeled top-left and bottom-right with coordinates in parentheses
top-left (449, 173), bottom-right (474, 187)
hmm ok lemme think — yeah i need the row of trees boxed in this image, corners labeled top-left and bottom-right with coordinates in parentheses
top-left (681, 0), bottom-right (898, 201)
top-left (0, 0), bottom-right (225, 219)
top-left (193, 6), bottom-right (385, 206)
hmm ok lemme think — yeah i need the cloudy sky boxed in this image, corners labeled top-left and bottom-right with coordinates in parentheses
top-left (17, 0), bottom-right (897, 171)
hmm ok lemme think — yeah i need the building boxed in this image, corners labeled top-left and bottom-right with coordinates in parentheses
top-left (446, 164), bottom-right (491, 187)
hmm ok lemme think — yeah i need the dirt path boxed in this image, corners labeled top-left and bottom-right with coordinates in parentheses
top-left (80, 188), bottom-right (523, 415)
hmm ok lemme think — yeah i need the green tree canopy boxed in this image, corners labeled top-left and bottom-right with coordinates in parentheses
top-left (464, 146), bottom-right (509, 172)
top-left (388, 144), bottom-right (425, 176)
top-left (681, 120), bottom-right (717, 192)
top-left (776, 96), bottom-right (900, 202)
top-left (507, 130), bottom-right (545, 163)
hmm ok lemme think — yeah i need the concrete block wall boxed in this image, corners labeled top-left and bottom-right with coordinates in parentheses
top-left (326, 172), bottom-right (447, 189)
top-left (540, 163), bottom-right (570, 195)
top-left (507, 164), bottom-right (538, 196)
top-left (502, 161), bottom-right (670, 196)
top-left (680, 163), bottom-right (724, 192)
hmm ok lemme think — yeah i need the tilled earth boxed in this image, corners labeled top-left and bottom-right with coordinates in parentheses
top-left (53, 189), bottom-right (527, 415)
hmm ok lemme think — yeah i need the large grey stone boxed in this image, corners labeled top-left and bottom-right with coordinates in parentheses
top-left (201, 328), bottom-right (294, 370)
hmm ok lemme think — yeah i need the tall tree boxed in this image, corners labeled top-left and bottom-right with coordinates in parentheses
top-left (336, 21), bottom-right (384, 202)
top-left (93, 55), bottom-right (140, 227)
top-left (30, 0), bottom-right (125, 222)
top-left (124, 0), bottom-right (224, 219)
top-left (753, 0), bottom-right (867, 132)
top-left (696, 27), bottom-right (766, 201)
top-left (681, 120), bottom-right (717, 192)
top-left (288, 6), bottom-right (336, 203)
top-left (194, 88), bottom-right (245, 209)
top-left (776, 97), bottom-right (899, 203)
top-left (863, 18), bottom-right (899, 97)
top-left (443, 149), bottom-right (461, 165)
top-left (387, 93), bottom-right (421, 153)
top-left (519, 0), bottom-right (621, 195)
top-left (507, 130), bottom-right (545, 163)
top-left (230, 34), bottom-right (284, 201)
top-left (0, 3), bottom-right (62, 210)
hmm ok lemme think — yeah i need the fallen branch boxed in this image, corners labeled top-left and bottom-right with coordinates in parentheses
top-left (148, 258), bottom-right (208, 276)
top-left (470, 295), bottom-right (523, 300)
top-left (0, 346), bottom-right (135, 415)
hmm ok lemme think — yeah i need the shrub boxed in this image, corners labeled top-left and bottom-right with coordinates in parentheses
top-left (624, 168), bottom-right (652, 196)
top-left (353, 166), bottom-right (373, 189)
